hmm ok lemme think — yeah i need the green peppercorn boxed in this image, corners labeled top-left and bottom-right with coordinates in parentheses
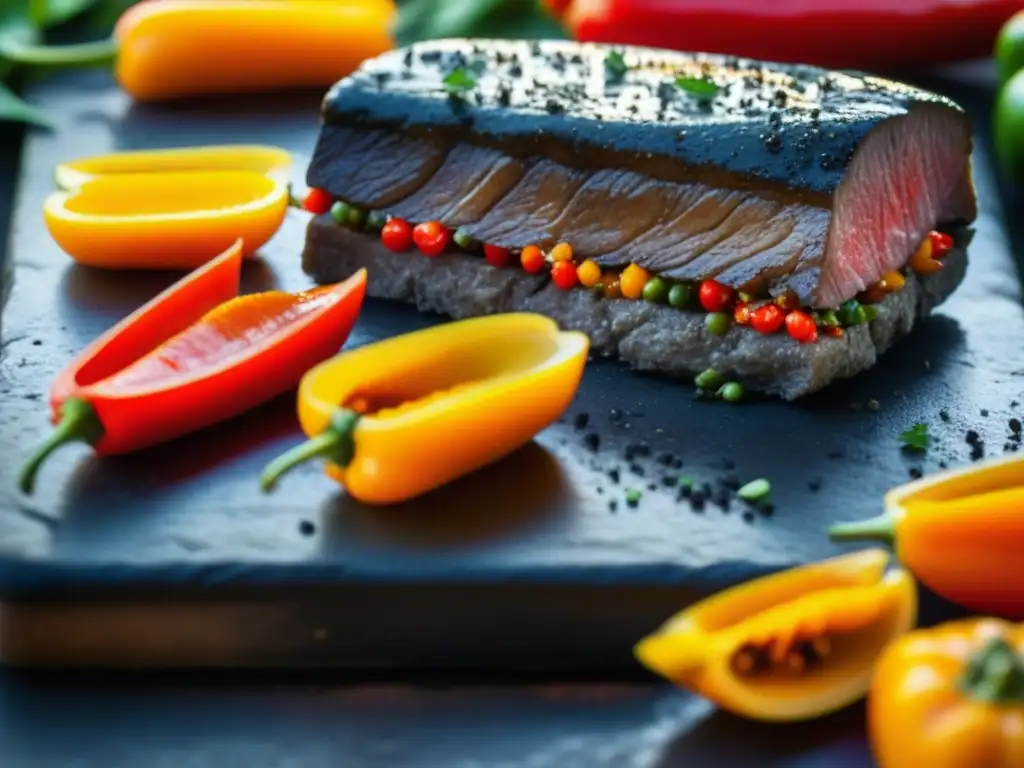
top-left (705, 312), bottom-right (731, 335)
top-left (365, 210), bottom-right (388, 232)
top-left (642, 276), bottom-right (669, 303)
top-left (668, 282), bottom-right (692, 309)
top-left (862, 305), bottom-right (880, 322)
top-left (453, 227), bottom-right (476, 249)
top-left (329, 200), bottom-right (352, 226)
top-left (815, 309), bottom-right (840, 328)
top-left (345, 205), bottom-right (366, 228)
top-left (694, 368), bottom-right (725, 391)
top-left (838, 299), bottom-right (868, 326)
top-left (718, 382), bottom-right (745, 402)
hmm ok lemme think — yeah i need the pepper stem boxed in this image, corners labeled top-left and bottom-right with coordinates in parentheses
top-left (18, 397), bottom-right (105, 495)
top-left (0, 38), bottom-right (119, 68)
top-left (827, 513), bottom-right (898, 547)
top-left (959, 637), bottom-right (1024, 704)
top-left (259, 408), bottom-right (360, 493)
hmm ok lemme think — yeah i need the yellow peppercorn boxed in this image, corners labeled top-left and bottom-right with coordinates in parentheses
top-left (599, 273), bottom-right (622, 299)
top-left (908, 238), bottom-right (942, 275)
top-left (551, 242), bottom-right (574, 262)
top-left (620, 263), bottom-right (650, 300)
top-left (879, 270), bottom-right (906, 292)
top-left (577, 259), bottom-right (601, 288)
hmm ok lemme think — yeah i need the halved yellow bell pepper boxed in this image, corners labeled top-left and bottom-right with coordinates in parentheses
top-left (830, 452), bottom-right (1024, 619)
top-left (43, 170), bottom-right (289, 270)
top-left (53, 145), bottom-right (293, 190)
top-left (259, 313), bottom-right (590, 505)
top-left (634, 549), bottom-right (917, 722)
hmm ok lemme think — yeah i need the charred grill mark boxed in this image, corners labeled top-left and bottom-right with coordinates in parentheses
top-left (439, 155), bottom-right (527, 225)
top-left (686, 215), bottom-right (797, 279)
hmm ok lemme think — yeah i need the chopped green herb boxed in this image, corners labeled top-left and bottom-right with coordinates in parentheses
top-left (443, 67), bottom-right (476, 94)
top-left (718, 382), bottom-right (745, 403)
top-left (737, 478), bottom-right (772, 504)
top-left (868, 398), bottom-right (881, 412)
top-left (678, 477), bottom-right (693, 490)
top-left (675, 76), bottom-right (719, 98)
top-left (625, 488), bottom-right (642, 506)
top-left (814, 309), bottom-right (840, 328)
top-left (604, 50), bottom-right (628, 80)
top-left (694, 368), bottom-right (725, 391)
top-left (899, 423), bottom-right (931, 452)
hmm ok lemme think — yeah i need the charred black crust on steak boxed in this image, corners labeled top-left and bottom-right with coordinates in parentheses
top-left (313, 39), bottom-right (966, 197)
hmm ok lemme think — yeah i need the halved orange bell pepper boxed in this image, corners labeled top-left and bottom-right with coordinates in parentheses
top-left (830, 453), bottom-right (1024, 619)
top-left (634, 549), bottom-right (917, 722)
top-left (43, 170), bottom-right (289, 269)
top-left (0, 0), bottom-right (395, 102)
top-left (869, 618), bottom-right (1024, 768)
top-left (53, 146), bottom-right (293, 191)
top-left (18, 240), bottom-right (367, 494)
top-left (259, 314), bottom-right (590, 505)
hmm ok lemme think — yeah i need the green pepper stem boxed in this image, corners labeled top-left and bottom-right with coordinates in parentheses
top-left (18, 397), bottom-right (105, 495)
top-left (259, 408), bottom-right (360, 493)
top-left (827, 513), bottom-right (897, 547)
top-left (959, 637), bottom-right (1024, 704)
top-left (0, 38), bottom-right (119, 68)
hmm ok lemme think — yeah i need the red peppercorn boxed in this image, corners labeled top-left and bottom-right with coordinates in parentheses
top-left (825, 326), bottom-right (845, 338)
top-left (521, 245), bottom-right (546, 274)
top-left (734, 302), bottom-right (751, 325)
top-left (381, 218), bottom-right (414, 253)
top-left (698, 279), bottom-right (734, 312)
top-left (750, 303), bottom-right (785, 334)
top-left (302, 187), bottom-right (332, 215)
top-left (785, 310), bottom-right (818, 343)
top-left (929, 231), bottom-right (953, 259)
top-left (413, 221), bottom-right (451, 257)
top-left (484, 244), bottom-right (512, 268)
top-left (551, 260), bottom-right (578, 290)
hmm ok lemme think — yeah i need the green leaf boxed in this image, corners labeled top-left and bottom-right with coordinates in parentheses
top-left (0, 79), bottom-right (54, 127)
top-left (442, 66), bottom-right (475, 94)
top-left (604, 50), bottom-right (627, 81)
top-left (29, 0), bottom-right (101, 28)
top-left (394, 0), bottom-right (564, 46)
top-left (675, 76), bottom-right (720, 99)
top-left (898, 423), bottom-right (930, 452)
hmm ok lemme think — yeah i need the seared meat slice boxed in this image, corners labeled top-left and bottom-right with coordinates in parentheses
top-left (307, 39), bottom-right (975, 308)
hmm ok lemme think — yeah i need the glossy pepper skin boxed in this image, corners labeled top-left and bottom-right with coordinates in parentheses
top-left (43, 170), bottom-right (289, 269)
top-left (548, 0), bottom-right (1024, 71)
top-left (830, 453), bottom-right (1024, 619)
top-left (634, 549), bottom-right (917, 722)
top-left (53, 145), bottom-right (293, 191)
top-left (260, 314), bottom-right (590, 505)
top-left (869, 618), bottom-right (1024, 768)
top-left (1, 0), bottom-right (395, 102)
top-left (18, 241), bottom-right (367, 494)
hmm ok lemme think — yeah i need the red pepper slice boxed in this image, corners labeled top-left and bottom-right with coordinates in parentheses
top-left (559, 0), bottom-right (1024, 72)
top-left (19, 239), bottom-right (367, 494)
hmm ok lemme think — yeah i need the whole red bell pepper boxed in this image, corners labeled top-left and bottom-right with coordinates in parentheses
top-left (548, 0), bottom-right (1024, 72)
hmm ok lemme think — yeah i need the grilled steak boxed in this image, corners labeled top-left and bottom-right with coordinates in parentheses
top-left (301, 38), bottom-right (976, 398)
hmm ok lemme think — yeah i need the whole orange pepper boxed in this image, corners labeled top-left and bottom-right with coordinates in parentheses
top-left (18, 241), bottom-right (367, 494)
top-left (260, 314), bottom-right (590, 505)
top-left (0, 0), bottom-right (395, 102)
top-left (830, 453), bottom-right (1024, 619)
top-left (869, 618), bottom-right (1024, 768)
top-left (634, 549), bottom-right (917, 722)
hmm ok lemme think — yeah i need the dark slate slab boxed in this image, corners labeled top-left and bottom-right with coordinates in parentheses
top-left (0, 65), bottom-right (1017, 675)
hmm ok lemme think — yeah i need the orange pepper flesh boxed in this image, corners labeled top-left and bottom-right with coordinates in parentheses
top-left (634, 549), bottom-right (917, 722)
top-left (53, 145), bottom-right (293, 190)
top-left (259, 313), bottom-right (590, 505)
top-left (18, 241), bottom-right (368, 493)
top-left (830, 453), bottom-right (1024, 619)
top-left (43, 170), bottom-right (288, 269)
top-left (114, 0), bottom-right (396, 101)
top-left (869, 618), bottom-right (1024, 768)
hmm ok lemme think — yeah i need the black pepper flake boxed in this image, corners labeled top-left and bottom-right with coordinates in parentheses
top-left (966, 429), bottom-right (981, 445)
top-left (570, 54), bottom-right (583, 64)
top-left (939, 461), bottom-right (949, 469)
top-left (509, 63), bottom-right (523, 77)
top-left (636, 442), bottom-right (651, 457)
top-left (759, 504), bottom-right (775, 517)
top-left (981, 409), bottom-right (990, 417)
top-left (608, 468), bottom-right (621, 484)
top-left (678, 484), bottom-right (692, 499)
top-left (939, 409), bottom-right (951, 422)
top-left (909, 467), bottom-right (923, 479)
top-left (808, 480), bottom-right (821, 492)
top-left (716, 492), bottom-right (732, 511)
top-left (497, 86), bottom-right (512, 107)
top-left (773, 89), bottom-right (788, 107)
top-left (629, 463), bottom-right (645, 477)
top-left (742, 510), bottom-right (756, 523)
top-left (609, 500), bottom-right (618, 512)
top-left (420, 50), bottom-right (442, 63)
top-left (768, 111), bottom-right (782, 129)
top-left (299, 520), bottom-right (316, 536)
top-left (573, 412), bottom-right (590, 430)
top-left (1010, 418), bottom-right (1022, 434)
top-left (657, 452), bottom-right (676, 466)
top-left (971, 444), bottom-right (985, 461)
top-left (403, 49), bottom-right (413, 68)
top-left (722, 475), bottom-right (741, 491)
top-left (647, 483), bottom-right (658, 492)
top-left (530, 42), bottom-right (542, 56)
top-left (545, 99), bottom-right (565, 114)
top-left (662, 475), bottom-right (678, 487)
top-left (690, 492), bottom-right (706, 511)
top-left (583, 433), bottom-right (600, 452)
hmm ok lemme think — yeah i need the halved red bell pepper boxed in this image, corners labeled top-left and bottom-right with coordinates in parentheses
top-left (18, 239), bottom-right (367, 494)
top-left (551, 0), bottom-right (1024, 72)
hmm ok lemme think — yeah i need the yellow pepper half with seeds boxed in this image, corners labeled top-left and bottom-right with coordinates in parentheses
top-left (634, 549), bottom-right (917, 722)
top-left (260, 313), bottom-right (590, 505)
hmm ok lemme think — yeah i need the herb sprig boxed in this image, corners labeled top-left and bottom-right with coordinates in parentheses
top-left (675, 76), bottom-right (719, 99)
top-left (899, 423), bottom-right (931, 452)
top-left (443, 66), bottom-right (476, 95)
top-left (604, 50), bottom-right (627, 81)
